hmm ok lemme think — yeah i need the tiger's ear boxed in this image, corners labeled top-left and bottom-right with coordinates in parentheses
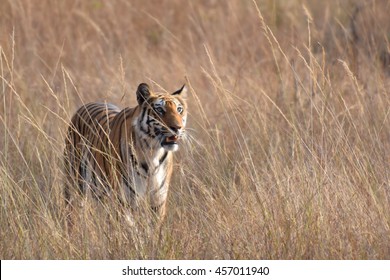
top-left (136, 83), bottom-right (152, 105)
top-left (171, 84), bottom-right (187, 97)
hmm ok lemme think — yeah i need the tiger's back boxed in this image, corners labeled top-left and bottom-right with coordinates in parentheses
top-left (64, 102), bottom-right (121, 199)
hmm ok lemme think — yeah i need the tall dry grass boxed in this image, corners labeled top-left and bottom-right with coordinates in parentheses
top-left (0, 0), bottom-right (389, 259)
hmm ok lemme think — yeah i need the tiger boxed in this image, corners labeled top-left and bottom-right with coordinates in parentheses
top-left (64, 83), bottom-right (187, 226)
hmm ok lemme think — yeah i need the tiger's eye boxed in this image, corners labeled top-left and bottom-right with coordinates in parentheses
top-left (155, 107), bottom-right (164, 114)
top-left (177, 106), bottom-right (183, 114)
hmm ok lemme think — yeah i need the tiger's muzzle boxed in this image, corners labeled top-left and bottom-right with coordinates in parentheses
top-left (161, 126), bottom-right (183, 151)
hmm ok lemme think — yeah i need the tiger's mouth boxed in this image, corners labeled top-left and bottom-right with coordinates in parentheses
top-left (162, 135), bottom-right (179, 146)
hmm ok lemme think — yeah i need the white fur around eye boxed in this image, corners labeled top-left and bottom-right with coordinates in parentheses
top-left (155, 99), bottom-right (165, 107)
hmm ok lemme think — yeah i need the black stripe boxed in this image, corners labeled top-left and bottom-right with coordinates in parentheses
top-left (118, 115), bottom-right (125, 163)
top-left (145, 116), bottom-right (152, 134)
top-left (117, 111), bottom-right (134, 165)
top-left (79, 157), bottom-right (86, 193)
top-left (79, 117), bottom-right (87, 139)
top-left (143, 138), bottom-right (150, 149)
top-left (159, 151), bottom-right (168, 165)
top-left (140, 107), bottom-right (147, 123)
top-left (92, 169), bottom-right (97, 190)
top-left (141, 162), bottom-right (149, 174)
top-left (139, 108), bottom-right (150, 135)
top-left (139, 123), bottom-right (148, 135)
top-left (146, 114), bottom-right (154, 125)
top-left (69, 124), bottom-right (78, 150)
top-left (159, 173), bottom-right (167, 190)
top-left (122, 176), bottom-right (136, 196)
top-left (99, 133), bottom-right (110, 182)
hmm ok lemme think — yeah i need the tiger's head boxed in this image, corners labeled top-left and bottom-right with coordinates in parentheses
top-left (136, 83), bottom-right (187, 152)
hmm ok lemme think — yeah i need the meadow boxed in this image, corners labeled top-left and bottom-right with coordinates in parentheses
top-left (0, 0), bottom-right (389, 259)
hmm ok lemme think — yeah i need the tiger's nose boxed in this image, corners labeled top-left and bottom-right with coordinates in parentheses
top-left (169, 125), bottom-right (182, 134)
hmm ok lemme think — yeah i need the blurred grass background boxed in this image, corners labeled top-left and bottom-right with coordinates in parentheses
top-left (0, 0), bottom-right (389, 259)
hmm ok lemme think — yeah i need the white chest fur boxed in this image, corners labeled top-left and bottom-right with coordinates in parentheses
top-left (124, 147), bottom-right (169, 208)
